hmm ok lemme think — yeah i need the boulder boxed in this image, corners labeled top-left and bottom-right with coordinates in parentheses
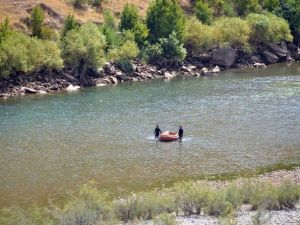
top-left (250, 55), bottom-right (262, 63)
top-left (66, 84), bottom-right (80, 91)
top-left (201, 67), bottom-right (209, 76)
top-left (21, 87), bottom-right (39, 94)
top-left (181, 66), bottom-right (192, 73)
top-left (286, 53), bottom-right (295, 62)
top-left (268, 43), bottom-right (287, 58)
top-left (263, 50), bottom-right (279, 64)
top-left (253, 62), bottom-right (267, 69)
top-left (210, 48), bottom-right (237, 68)
top-left (198, 53), bottom-right (211, 63)
top-left (211, 66), bottom-right (220, 73)
top-left (116, 73), bottom-right (129, 81)
top-left (164, 71), bottom-right (175, 79)
top-left (109, 76), bottom-right (118, 84)
top-left (103, 62), bottom-right (116, 75)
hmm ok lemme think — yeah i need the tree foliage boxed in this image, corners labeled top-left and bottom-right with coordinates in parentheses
top-left (247, 13), bottom-right (293, 44)
top-left (62, 23), bottom-right (106, 76)
top-left (30, 5), bottom-right (45, 38)
top-left (62, 14), bottom-right (78, 38)
top-left (0, 18), bottom-right (10, 44)
top-left (119, 4), bottom-right (139, 31)
top-left (146, 0), bottom-right (186, 43)
top-left (194, 0), bottom-right (213, 25)
top-left (0, 32), bottom-right (63, 77)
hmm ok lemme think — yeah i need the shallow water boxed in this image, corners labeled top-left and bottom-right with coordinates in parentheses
top-left (0, 63), bottom-right (300, 206)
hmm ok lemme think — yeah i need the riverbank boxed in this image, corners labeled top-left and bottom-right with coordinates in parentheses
top-left (1, 41), bottom-right (299, 99)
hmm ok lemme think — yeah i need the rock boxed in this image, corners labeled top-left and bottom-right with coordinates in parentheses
top-left (210, 48), bottom-right (237, 68)
top-left (104, 62), bottom-right (116, 75)
top-left (201, 67), bottom-right (211, 76)
top-left (66, 84), bottom-right (80, 91)
top-left (253, 62), bottom-right (267, 69)
top-left (280, 41), bottom-right (288, 52)
top-left (96, 83), bottom-right (107, 87)
top-left (268, 43), bottom-right (287, 58)
top-left (263, 50), bottom-right (279, 64)
top-left (38, 90), bottom-right (47, 94)
top-left (116, 73), bottom-right (129, 81)
top-left (288, 43), bottom-right (298, 51)
top-left (21, 87), bottom-right (39, 94)
top-left (250, 55), bottom-right (262, 63)
top-left (132, 77), bottom-right (139, 82)
top-left (286, 53), bottom-right (295, 62)
top-left (211, 66), bottom-right (220, 73)
top-left (109, 76), bottom-right (118, 84)
top-left (63, 73), bottom-right (77, 81)
top-left (96, 68), bottom-right (105, 77)
top-left (198, 53), bottom-right (211, 63)
top-left (181, 66), bottom-right (192, 73)
top-left (164, 71), bottom-right (175, 79)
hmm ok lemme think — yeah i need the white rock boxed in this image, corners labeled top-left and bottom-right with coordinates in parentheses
top-left (38, 90), bottom-right (47, 94)
top-left (96, 83), bottom-right (107, 87)
top-left (211, 66), bottom-right (220, 73)
top-left (66, 84), bottom-right (80, 91)
top-left (253, 62), bottom-right (267, 69)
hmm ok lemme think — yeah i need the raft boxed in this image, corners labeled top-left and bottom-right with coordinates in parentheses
top-left (159, 131), bottom-right (179, 142)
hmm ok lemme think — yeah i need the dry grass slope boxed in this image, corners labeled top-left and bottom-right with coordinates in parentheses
top-left (0, 0), bottom-right (192, 31)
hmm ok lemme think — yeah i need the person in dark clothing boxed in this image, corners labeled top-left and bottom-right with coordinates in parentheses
top-left (178, 126), bottom-right (184, 141)
top-left (154, 125), bottom-right (162, 139)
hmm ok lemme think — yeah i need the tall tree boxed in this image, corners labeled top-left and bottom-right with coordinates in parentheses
top-left (30, 5), bottom-right (45, 38)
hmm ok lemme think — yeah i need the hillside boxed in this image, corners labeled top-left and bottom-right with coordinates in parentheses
top-left (0, 0), bottom-right (191, 31)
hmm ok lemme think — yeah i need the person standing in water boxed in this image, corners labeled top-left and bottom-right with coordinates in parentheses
top-left (178, 126), bottom-right (184, 141)
top-left (154, 125), bottom-right (162, 139)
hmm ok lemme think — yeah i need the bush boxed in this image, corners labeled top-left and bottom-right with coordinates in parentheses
top-left (184, 17), bottom-right (215, 54)
top-left (131, 22), bottom-right (149, 47)
top-left (62, 23), bottom-right (106, 76)
top-left (0, 18), bottom-right (10, 44)
top-left (100, 11), bottom-right (122, 50)
top-left (70, 0), bottom-right (89, 9)
top-left (194, 0), bottom-right (213, 25)
top-left (213, 17), bottom-right (251, 49)
top-left (247, 13), bottom-right (293, 45)
top-left (154, 213), bottom-right (177, 225)
top-left (277, 181), bottom-right (300, 209)
top-left (143, 32), bottom-right (186, 65)
top-left (119, 4), bottom-right (139, 31)
top-left (278, 0), bottom-right (300, 34)
top-left (262, 0), bottom-right (280, 12)
top-left (235, 0), bottom-right (261, 16)
top-left (30, 5), bottom-right (45, 38)
top-left (41, 26), bottom-right (58, 41)
top-left (0, 32), bottom-right (63, 77)
top-left (146, 0), bottom-right (186, 43)
top-left (204, 190), bottom-right (233, 217)
top-left (61, 14), bottom-right (78, 38)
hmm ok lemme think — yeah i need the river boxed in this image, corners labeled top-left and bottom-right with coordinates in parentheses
top-left (0, 63), bottom-right (300, 207)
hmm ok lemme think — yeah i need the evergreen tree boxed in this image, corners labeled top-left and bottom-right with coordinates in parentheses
top-left (146, 0), bottom-right (185, 43)
top-left (30, 5), bottom-right (45, 38)
top-left (0, 18), bottom-right (10, 44)
top-left (62, 14), bottom-right (77, 38)
top-left (119, 4), bottom-right (139, 31)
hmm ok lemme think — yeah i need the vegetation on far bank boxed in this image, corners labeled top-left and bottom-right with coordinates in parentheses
top-left (0, 0), bottom-right (299, 80)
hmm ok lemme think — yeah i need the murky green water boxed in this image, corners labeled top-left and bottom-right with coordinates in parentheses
top-left (0, 63), bottom-right (300, 207)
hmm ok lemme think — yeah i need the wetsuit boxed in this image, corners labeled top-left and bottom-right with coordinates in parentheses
top-left (178, 128), bottom-right (184, 140)
top-left (154, 128), bottom-right (161, 139)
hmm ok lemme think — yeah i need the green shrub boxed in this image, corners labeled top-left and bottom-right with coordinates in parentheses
top-left (146, 0), bottom-right (186, 43)
top-left (143, 32), bottom-right (186, 65)
top-left (61, 14), bottom-right (78, 38)
top-left (0, 32), bottom-right (63, 77)
top-left (194, 0), bottom-right (213, 25)
top-left (154, 213), bottom-right (177, 225)
top-left (278, 0), bottom-right (300, 34)
top-left (70, 0), bottom-right (89, 9)
top-left (30, 5), bottom-right (45, 38)
top-left (62, 23), bottom-right (106, 75)
top-left (100, 11), bottom-right (122, 50)
top-left (222, 0), bottom-right (236, 17)
top-left (131, 22), bottom-right (149, 47)
top-left (113, 194), bottom-right (139, 222)
top-left (262, 0), bottom-right (280, 12)
top-left (119, 4), bottom-right (139, 31)
top-left (173, 182), bottom-right (210, 215)
top-left (184, 17), bottom-right (215, 54)
top-left (235, 0), bottom-right (261, 16)
top-left (108, 40), bottom-right (139, 61)
top-left (277, 181), bottom-right (300, 208)
top-left (204, 191), bottom-right (233, 217)
top-left (41, 26), bottom-right (58, 41)
top-left (0, 18), bottom-right (10, 44)
top-left (247, 13), bottom-right (293, 45)
top-left (213, 17), bottom-right (251, 49)
top-left (90, 0), bottom-right (102, 10)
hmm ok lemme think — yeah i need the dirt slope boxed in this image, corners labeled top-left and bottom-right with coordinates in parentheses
top-left (0, 0), bottom-right (191, 31)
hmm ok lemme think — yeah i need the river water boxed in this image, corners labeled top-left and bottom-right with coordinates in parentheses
top-left (0, 64), bottom-right (300, 207)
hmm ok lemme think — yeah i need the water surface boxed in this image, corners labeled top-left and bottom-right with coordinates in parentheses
top-left (0, 63), bottom-right (300, 206)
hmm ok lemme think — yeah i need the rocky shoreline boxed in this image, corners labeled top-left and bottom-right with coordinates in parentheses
top-left (1, 41), bottom-right (300, 99)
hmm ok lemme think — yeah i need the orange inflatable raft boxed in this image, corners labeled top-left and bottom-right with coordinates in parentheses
top-left (159, 131), bottom-right (179, 142)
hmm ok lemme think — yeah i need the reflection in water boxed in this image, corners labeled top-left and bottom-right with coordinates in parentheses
top-left (0, 63), bottom-right (300, 206)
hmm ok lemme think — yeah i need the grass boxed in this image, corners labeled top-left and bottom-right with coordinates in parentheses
top-left (0, 163), bottom-right (300, 225)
